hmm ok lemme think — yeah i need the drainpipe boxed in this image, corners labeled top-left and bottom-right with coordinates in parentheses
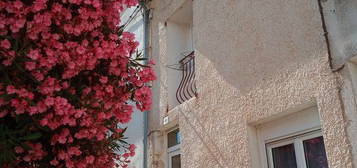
top-left (316, 0), bottom-right (333, 70)
top-left (140, 1), bottom-right (150, 168)
top-left (316, 0), bottom-right (345, 72)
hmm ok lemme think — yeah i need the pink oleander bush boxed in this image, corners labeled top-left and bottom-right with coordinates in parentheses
top-left (0, 0), bottom-right (156, 167)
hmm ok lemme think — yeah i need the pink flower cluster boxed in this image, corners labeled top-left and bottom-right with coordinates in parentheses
top-left (0, 0), bottom-right (155, 167)
top-left (15, 143), bottom-right (47, 162)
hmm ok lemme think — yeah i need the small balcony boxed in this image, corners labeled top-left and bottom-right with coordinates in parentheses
top-left (165, 1), bottom-right (194, 109)
top-left (176, 51), bottom-right (197, 104)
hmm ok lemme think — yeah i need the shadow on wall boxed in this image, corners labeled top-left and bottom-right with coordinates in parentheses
top-left (178, 102), bottom-right (230, 168)
top-left (193, 0), bottom-right (328, 93)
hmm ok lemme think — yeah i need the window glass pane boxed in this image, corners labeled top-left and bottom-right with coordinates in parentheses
top-left (303, 136), bottom-right (329, 168)
top-left (272, 144), bottom-right (297, 168)
top-left (171, 154), bottom-right (181, 168)
top-left (168, 129), bottom-right (180, 148)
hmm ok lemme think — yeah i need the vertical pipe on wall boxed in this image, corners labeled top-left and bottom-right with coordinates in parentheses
top-left (317, 0), bottom-right (335, 71)
top-left (140, 1), bottom-right (150, 168)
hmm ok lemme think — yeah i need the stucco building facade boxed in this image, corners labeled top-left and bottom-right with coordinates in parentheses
top-left (145, 0), bottom-right (357, 167)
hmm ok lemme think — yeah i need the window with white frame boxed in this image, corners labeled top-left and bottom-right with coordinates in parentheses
top-left (256, 106), bottom-right (329, 168)
top-left (266, 130), bottom-right (328, 168)
top-left (167, 128), bottom-right (181, 168)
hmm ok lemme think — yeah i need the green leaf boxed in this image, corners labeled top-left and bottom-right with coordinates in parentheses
top-left (135, 57), bottom-right (148, 61)
top-left (20, 142), bottom-right (32, 151)
top-left (20, 133), bottom-right (42, 140)
top-left (7, 139), bottom-right (17, 146)
top-left (122, 127), bottom-right (128, 133)
top-left (118, 139), bottom-right (129, 145)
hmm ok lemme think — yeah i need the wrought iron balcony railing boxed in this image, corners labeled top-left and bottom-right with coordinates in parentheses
top-left (176, 51), bottom-right (197, 104)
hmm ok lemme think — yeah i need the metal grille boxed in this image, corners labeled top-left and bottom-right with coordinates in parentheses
top-left (176, 51), bottom-right (197, 104)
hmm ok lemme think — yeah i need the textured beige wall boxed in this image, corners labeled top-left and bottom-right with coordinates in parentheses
top-left (193, 0), bottom-right (324, 94)
top-left (148, 0), bottom-right (356, 167)
top-left (179, 57), bottom-right (353, 168)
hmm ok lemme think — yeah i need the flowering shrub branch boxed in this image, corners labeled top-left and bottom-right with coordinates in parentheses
top-left (0, 0), bottom-right (156, 167)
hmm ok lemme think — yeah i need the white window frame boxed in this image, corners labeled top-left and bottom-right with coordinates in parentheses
top-left (266, 129), bottom-right (324, 168)
top-left (167, 128), bottom-right (181, 168)
top-left (255, 106), bottom-right (325, 168)
top-left (168, 145), bottom-right (181, 168)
